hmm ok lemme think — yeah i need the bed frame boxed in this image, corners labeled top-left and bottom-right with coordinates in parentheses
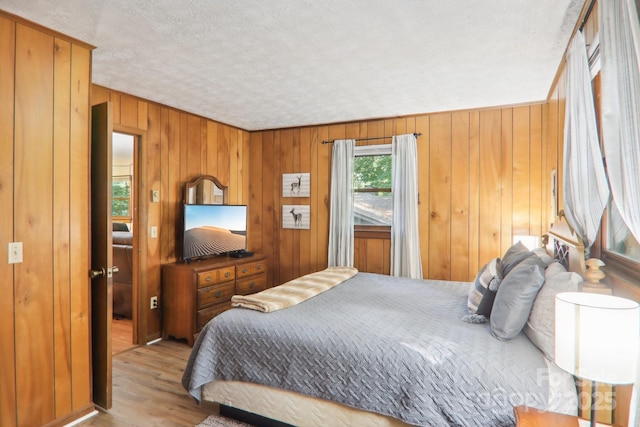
top-left (205, 381), bottom-right (411, 427)
top-left (545, 213), bottom-right (587, 276)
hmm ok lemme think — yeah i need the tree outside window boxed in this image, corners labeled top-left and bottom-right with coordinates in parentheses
top-left (353, 144), bottom-right (392, 228)
top-left (112, 175), bottom-right (132, 221)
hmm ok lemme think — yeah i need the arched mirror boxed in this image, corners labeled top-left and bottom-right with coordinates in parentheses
top-left (185, 175), bottom-right (228, 205)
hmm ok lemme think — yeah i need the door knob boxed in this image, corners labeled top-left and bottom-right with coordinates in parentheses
top-left (89, 268), bottom-right (105, 279)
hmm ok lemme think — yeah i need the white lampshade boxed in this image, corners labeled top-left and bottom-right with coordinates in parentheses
top-left (555, 292), bottom-right (640, 384)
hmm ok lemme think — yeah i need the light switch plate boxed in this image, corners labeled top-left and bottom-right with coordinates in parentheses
top-left (8, 242), bottom-right (23, 264)
top-left (150, 226), bottom-right (158, 239)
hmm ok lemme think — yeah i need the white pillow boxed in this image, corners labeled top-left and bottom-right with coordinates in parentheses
top-left (523, 262), bottom-right (583, 360)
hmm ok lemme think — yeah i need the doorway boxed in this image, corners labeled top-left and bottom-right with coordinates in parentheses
top-left (111, 131), bottom-right (138, 354)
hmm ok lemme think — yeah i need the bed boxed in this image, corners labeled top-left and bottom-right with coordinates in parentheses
top-left (182, 231), bottom-right (586, 427)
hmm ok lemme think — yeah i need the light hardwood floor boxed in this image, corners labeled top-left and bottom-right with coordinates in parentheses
top-left (79, 340), bottom-right (216, 426)
top-left (112, 317), bottom-right (136, 355)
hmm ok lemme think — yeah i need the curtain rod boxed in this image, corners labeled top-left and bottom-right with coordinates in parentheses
top-left (579, 0), bottom-right (597, 32)
top-left (321, 132), bottom-right (422, 145)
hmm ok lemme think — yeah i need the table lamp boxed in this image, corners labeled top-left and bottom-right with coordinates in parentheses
top-left (555, 292), bottom-right (640, 427)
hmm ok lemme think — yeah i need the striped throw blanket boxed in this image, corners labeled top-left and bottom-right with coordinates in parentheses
top-left (231, 266), bottom-right (358, 313)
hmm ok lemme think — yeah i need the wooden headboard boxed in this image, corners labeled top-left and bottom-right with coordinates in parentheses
top-left (544, 213), bottom-right (586, 276)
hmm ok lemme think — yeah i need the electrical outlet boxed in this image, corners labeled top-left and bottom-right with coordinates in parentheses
top-left (150, 296), bottom-right (158, 309)
top-left (8, 242), bottom-right (23, 264)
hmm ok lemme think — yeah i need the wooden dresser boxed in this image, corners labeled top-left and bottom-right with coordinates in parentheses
top-left (162, 255), bottom-right (267, 346)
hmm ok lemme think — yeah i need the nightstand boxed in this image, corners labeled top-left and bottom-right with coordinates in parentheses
top-left (514, 406), bottom-right (620, 427)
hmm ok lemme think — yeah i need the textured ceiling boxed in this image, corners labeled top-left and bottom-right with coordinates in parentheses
top-left (0, 0), bottom-right (585, 131)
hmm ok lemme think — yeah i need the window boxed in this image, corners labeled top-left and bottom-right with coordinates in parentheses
top-left (588, 29), bottom-right (640, 278)
top-left (112, 175), bottom-right (132, 221)
top-left (353, 144), bottom-right (392, 235)
top-left (606, 202), bottom-right (640, 262)
top-left (112, 131), bottom-right (134, 222)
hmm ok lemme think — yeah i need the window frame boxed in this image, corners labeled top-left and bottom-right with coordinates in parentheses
top-left (353, 144), bottom-right (392, 239)
top-left (112, 174), bottom-right (133, 222)
top-left (589, 36), bottom-right (640, 282)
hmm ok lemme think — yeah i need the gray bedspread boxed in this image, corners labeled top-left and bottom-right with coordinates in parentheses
top-left (182, 272), bottom-right (576, 426)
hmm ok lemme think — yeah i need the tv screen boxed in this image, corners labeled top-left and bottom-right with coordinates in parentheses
top-left (182, 204), bottom-right (247, 261)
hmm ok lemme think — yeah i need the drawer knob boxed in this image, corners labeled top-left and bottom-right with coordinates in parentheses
top-left (242, 267), bottom-right (248, 273)
top-left (205, 276), bottom-right (212, 282)
top-left (214, 291), bottom-right (223, 298)
top-left (257, 265), bottom-right (262, 270)
top-left (249, 282), bottom-right (255, 288)
top-left (224, 271), bottom-right (230, 277)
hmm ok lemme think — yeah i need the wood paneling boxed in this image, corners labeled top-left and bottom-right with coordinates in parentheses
top-left (69, 40), bottom-right (92, 414)
top-left (415, 116), bottom-right (430, 277)
top-left (468, 112), bottom-right (481, 278)
top-left (250, 104), bottom-right (553, 285)
top-left (530, 105), bottom-right (543, 239)
top-left (95, 87), bottom-right (564, 331)
top-left (429, 113), bottom-right (452, 280)
top-left (1, 12), bottom-right (93, 426)
top-left (513, 106), bottom-right (531, 236)
top-left (15, 23), bottom-right (56, 426)
top-left (0, 14), bottom-right (17, 427)
top-left (91, 85), bottom-right (251, 342)
top-left (478, 110), bottom-right (502, 265)
top-left (500, 108), bottom-right (514, 256)
top-left (451, 111), bottom-right (470, 282)
top-left (146, 103), bottom-right (162, 341)
top-left (53, 36), bottom-right (73, 419)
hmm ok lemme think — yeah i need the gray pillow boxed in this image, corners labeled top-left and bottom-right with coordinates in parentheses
top-left (490, 255), bottom-right (546, 341)
top-left (532, 247), bottom-right (554, 266)
top-left (501, 241), bottom-right (533, 277)
top-left (523, 262), bottom-right (582, 360)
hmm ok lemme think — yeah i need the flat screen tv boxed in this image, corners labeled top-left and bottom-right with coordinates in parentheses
top-left (182, 204), bottom-right (247, 261)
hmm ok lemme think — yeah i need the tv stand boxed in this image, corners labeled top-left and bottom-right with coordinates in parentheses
top-left (162, 254), bottom-right (267, 346)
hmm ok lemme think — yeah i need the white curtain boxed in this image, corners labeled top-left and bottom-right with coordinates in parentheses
top-left (391, 134), bottom-right (423, 279)
top-left (563, 30), bottom-right (610, 248)
top-left (328, 139), bottom-right (355, 267)
top-left (600, 3), bottom-right (640, 426)
top-left (600, 0), bottom-right (640, 245)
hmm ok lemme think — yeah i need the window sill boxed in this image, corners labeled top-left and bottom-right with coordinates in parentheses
top-left (601, 251), bottom-right (640, 283)
top-left (354, 226), bottom-right (391, 240)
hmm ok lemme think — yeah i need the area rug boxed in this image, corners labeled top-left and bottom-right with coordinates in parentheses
top-left (195, 414), bottom-right (254, 427)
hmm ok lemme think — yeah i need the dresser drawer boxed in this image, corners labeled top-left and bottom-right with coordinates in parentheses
top-left (197, 266), bottom-right (235, 287)
top-left (197, 302), bottom-right (232, 330)
top-left (198, 282), bottom-right (235, 307)
top-left (236, 260), bottom-right (266, 278)
top-left (236, 274), bottom-right (267, 295)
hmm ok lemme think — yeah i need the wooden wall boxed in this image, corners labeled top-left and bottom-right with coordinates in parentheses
top-left (251, 103), bottom-right (566, 286)
top-left (0, 12), bottom-right (94, 427)
top-left (90, 85), bottom-right (251, 343)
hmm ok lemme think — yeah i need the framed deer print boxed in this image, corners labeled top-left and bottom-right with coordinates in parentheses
top-left (282, 205), bottom-right (310, 229)
top-left (282, 173), bottom-right (310, 197)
